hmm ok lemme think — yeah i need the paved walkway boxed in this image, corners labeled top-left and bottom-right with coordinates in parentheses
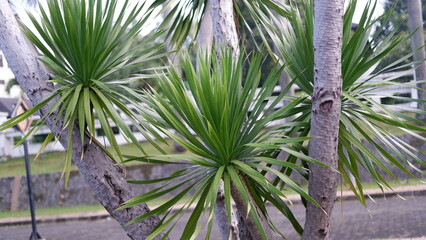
top-left (1, 184), bottom-right (425, 227)
top-left (1, 185), bottom-right (425, 240)
top-left (1, 195), bottom-right (426, 240)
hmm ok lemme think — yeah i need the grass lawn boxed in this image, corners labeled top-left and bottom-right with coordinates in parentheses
top-left (0, 197), bottom-right (190, 219)
top-left (0, 139), bottom-right (176, 178)
top-left (281, 178), bottom-right (426, 196)
top-left (0, 205), bottom-right (105, 219)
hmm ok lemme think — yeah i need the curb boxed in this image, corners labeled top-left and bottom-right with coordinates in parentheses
top-left (0, 210), bottom-right (110, 227)
top-left (1, 185), bottom-right (425, 227)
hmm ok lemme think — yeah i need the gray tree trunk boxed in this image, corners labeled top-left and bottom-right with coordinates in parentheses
top-left (0, 2), bottom-right (165, 240)
top-left (210, 0), bottom-right (239, 57)
top-left (231, 183), bottom-right (279, 240)
top-left (210, 1), bottom-right (275, 239)
top-left (198, 0), bottom-right (213, 52)
top-left (407, 0), bottom-right (426, 122)
top-left (301, 1), bottom-right (344, 240)
top-left (208, 1), bottom-right (242, 239)
top-left (209, 1), bottom-right (250, 239)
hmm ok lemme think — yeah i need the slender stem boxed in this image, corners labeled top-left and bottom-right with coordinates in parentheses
top-left (24, 139), bottom-right (42, 240)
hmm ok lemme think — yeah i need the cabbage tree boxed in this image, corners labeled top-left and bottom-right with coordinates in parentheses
top-left (0, 0), bottom-right (167, 184)
top-left (262, 1), bottom-right (426, 238)
top-left (120, 50), bottom-right (326, 240)
top-left (0, 0), bottom-right (168, 238)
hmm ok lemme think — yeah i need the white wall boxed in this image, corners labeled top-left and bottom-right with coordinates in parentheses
top-left (0, 50), bottom-right (21, 98)
top-left (0, 112), bottom-right (10, 161)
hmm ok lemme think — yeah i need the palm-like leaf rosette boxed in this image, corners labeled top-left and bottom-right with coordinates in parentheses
top-left (263, 0), bottom-right (426, 205)
top-left (0, 0), bottom-right (166, 185)
top-left (118, 50), bottom-right (327, 239)
top-left (149, 0), bottom-right (290, 50)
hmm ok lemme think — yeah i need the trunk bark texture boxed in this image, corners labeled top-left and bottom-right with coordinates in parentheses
top-left (231, 183), bottom-right (279, 240)
top-left (407, 0), bottom-right (426, 122)
top-left (210, 0), bottom-right (239, 57)
top-left (215, 183), bottom-right (241, 240)
top-left (0, 3), bottom-right (164, 240)
top-left (198, 0), bottom-right (214, 52)
top-left (209, 1), bottom-right (257, 239)
top-left (209, 1), bottom-right (242, 239)
top-left (301, 1), bottom-right (344, 240)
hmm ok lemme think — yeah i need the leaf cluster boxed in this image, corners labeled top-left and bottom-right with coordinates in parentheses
top-left (0, 0), bottom-right (166, 185)
top-left (120, 50), bottom-right (324, 239)
top-left (264, 0), bottom-right (426, 205)
top-left (150, 0), bottom-right (290, 50)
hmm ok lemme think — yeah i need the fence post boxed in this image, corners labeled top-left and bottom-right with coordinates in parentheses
top-left (0, 112), bottom-right (9, 161)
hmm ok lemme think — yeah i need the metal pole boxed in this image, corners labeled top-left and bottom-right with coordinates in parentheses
top-left (23, 139), bottom-right (43, 240)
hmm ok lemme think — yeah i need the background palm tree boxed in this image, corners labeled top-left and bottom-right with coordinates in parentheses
top-left (407, 0), bottom-right (426, 121)
top-left (1, 0), bottom-right (425, 239)
top-left (263, 1), bottom-right (425, 238)
top-left (120, 50), bottom-right (324, 240)
top-left (5, 78), bottom-right (18, 94)
top-left (0, 1), bottom-right (168, 239)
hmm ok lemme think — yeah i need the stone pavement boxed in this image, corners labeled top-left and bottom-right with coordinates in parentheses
top-left (1, 185), bottom-right (425, 239)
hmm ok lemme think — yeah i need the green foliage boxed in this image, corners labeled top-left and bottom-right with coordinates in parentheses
top-left (374, 0), bottom-right (426, 70)
top-left (5, 78), bottom-right (18, 94)
top-left (149, 0), bottom-right (290, 49)
top-left (120, 50), bottom-right (324, 239)
top-left (376, 0), bottom-right (426, 35)
top-left (0, 0), bottom-right (166, 185)
top-left (0, 141), bottom-right (175, 178)
top-left (264, 0), bottom-right (426, 205)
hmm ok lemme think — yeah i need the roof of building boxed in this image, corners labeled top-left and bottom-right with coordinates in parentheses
top-left (0, 98), bottom-right (18, 117)
top-left (0, 97), bottom-right (33, 118)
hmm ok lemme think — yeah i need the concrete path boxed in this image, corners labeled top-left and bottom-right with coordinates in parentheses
top-left (1, 194), bottom-right (425, 240)
top-left (2, 184), bottom-right (425, 227)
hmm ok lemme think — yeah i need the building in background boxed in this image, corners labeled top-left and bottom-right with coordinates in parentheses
top-left (0, 50), bottom-right (29, 161)
top-left (0, 50), bottom-right (21, 98)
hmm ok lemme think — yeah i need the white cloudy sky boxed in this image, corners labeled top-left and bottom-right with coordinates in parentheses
top-left (353, 0), bottom-right (385, 23)
top-left (13, 0), bottom-right (386, 38)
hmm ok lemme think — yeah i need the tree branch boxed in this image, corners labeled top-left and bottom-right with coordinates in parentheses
top-left (0, 2), bottom-right (165, 239)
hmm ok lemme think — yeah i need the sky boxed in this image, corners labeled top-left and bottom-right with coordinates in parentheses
top-left (12, 0), bottom-right (386, 40)
top-left (353, 0), bottom-right (385, 23)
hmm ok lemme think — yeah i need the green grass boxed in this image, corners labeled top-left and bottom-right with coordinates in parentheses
top-left (281, 178), bottom-right (425, 196)
top-left (0, 197), bottom-right (191, 219)
top-left (0, 205), bottom-right (105, 219)
top-left (351, 178), bottom-right (425, 190)
top-left (0, 139), bottom-right (176, 178)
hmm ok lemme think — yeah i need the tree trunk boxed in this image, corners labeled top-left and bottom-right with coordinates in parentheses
top-left (407, 0), bottom-right (426, 122)
top-left (0, 3), bottom-right (165, 240)
top-left (231, 183), bottom-right (279, 240)
top-left (209, 1), bottom-right (256, 239)
top-left (208, 1), bottom-right (243, 239)
top-left (210, 0), bottom-right (239, 57)
top-left (301, 1), bottom-right (344, 240)
top-left (198, 0), bottom-right (213, 52)
top-left (209, 1), bottom-right (275, 239)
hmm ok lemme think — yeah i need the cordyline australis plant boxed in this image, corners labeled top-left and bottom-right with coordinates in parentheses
top-left (263, 0), bottom-right (425, 205)
top-left (149, 0), bottom-right (290, 49)
top-left (0, 0), bottom-right (167, 185)
top-left (117, 50), bottom-right (327, 239)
